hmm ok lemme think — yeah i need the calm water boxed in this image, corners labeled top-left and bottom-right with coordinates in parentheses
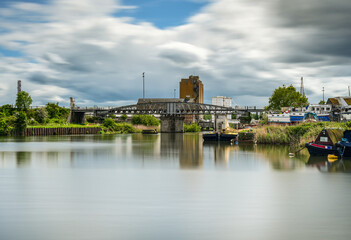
top-left (1, 133), bottom-right (351, 240)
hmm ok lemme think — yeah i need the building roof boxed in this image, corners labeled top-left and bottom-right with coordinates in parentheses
top-left (137, 98), bottom-right (194, 104)
top-left (327, 97), bottom-right (351, 106)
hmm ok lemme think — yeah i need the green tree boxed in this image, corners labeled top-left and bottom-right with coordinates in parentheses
top-left (34, 107), bottom-right (49, 124)
top-left (46, 103), bottom-right (70, 119)
top-left (0, 104), bottom-right (15, 116)
top-left (203, 114), bottom-right (212, 121)
top-left (131, 115), bottom-right (159, 126)
top-left (319, 100), bottom-right (326, 104)
top-left (14, 111), bottom-right (27, 134)
top-left (120, 114), bottom-right (128, 121)
top-left (16, 91), bottom-right (32, 111)
top-left (266, 85), bottom-right (308, 111)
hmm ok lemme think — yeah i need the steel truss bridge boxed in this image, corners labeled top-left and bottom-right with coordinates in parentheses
top-left (72, 102), bottom-right (264, 116)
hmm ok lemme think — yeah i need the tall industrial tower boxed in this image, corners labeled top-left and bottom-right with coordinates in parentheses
top-left (300, 77), bottom-right (305, 96)
top-left (17, 80), bottom-right (22, 94)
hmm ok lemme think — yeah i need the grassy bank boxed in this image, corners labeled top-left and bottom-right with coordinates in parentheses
top-left (255, 122), bottom-right (351, 146)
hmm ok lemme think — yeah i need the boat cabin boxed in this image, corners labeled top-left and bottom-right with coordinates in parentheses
top-left (314, 129), bottom-right (344, 145)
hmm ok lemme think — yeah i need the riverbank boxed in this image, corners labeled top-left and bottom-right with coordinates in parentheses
top-left (255, 121), bottom-right (351, 146)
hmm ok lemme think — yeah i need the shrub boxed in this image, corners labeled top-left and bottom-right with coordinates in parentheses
top-left (34, 107), bottom-right (49, 124)
top-left (103, 118), bottom-right (137, 133)
top-left (184, 123), bottom-right (201, 132)
top-left (120, 114), bottom-right (128, 121)
top-left (238, 132), bottom-right (255, 141)
top-left (103, 118), bottom-right (115, 129)
top-left (14, 111), bottom-right (27, 134)
top-left (131, 115), bottom-right (159, 126)
top-left (203, 114), bottom-right (212, 120)
top-left (46, 103), bottom-right (70, 120)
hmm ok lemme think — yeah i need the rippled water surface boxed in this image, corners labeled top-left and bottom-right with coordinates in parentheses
top-left (1, 133), bottom-right (351, 240)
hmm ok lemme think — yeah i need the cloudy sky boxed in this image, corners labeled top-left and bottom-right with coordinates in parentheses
top-left (0, 0), bottom-right (350, 107)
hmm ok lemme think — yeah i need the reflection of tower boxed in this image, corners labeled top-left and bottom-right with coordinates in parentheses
top-left (300, 77), bottom-right (305, 96)
top-left (179, 134), bottom-right (203, 168)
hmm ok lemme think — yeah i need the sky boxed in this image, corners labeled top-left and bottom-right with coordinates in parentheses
top-left (0, 0), bottom-right (351, 107)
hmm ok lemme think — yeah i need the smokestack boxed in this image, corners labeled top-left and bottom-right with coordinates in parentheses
top-left (17, 80), bottom-right (22, 94)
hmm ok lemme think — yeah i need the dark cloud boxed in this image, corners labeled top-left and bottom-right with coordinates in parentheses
top-left (269, 0), bottom-right (351, 62)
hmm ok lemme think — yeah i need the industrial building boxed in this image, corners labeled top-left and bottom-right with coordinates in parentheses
top-left (179, 75), bottom-right (204, 104)
top-left (179, 75), bottom-right (204, 123)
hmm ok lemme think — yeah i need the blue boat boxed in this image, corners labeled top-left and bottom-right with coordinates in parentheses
top-left (336, 130), bottom-right (351, 158)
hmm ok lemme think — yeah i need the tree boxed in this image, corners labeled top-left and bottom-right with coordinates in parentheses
top-left (14, 111), bottom-right (27, 134)
top-left (46, 103), bottom-right (70, 119)
top-left (203, 114), bottom-right (212, 121)
top-left (120, 114), bottom-right (128, 121)
top-left (16, 91), bottom-right (32, 111)
top-left (34, 107), bottom-right (49, 124)
top-left (266, 85), bottom-right (308, 111)
top-left (319, 100), bottom-right (326, 105)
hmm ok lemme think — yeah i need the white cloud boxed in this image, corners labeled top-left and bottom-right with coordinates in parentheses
top-left (0, 0), bottom-right (350, 107)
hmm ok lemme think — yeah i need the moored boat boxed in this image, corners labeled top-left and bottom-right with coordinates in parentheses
top-left (142, 129), bottom-right (158, 134)
top-left (219, 133), bottom-right (238, 141)
top-left (336, 130), bottom-right (351, 158)
top-left (305, 128), bottom-right (343, 156)
top-left (203, 132), bottom-right (219, 141)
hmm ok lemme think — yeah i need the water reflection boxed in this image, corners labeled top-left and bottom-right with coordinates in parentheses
top-left (307, 156), bottom-right (351, 173)
top-left (0, 133), bottom-right (348, 172)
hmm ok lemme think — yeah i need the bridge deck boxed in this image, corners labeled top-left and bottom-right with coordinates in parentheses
top-left (72, 102), bottom-right (264, 115)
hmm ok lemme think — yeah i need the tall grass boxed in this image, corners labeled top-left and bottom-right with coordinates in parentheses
top-left (255, 121), bottom-right (351, 146)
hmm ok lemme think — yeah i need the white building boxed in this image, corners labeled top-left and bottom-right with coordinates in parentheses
top-left (212, 96), bottom-right (232, 108)
top-left (212, 96), bottom-right (232, 120)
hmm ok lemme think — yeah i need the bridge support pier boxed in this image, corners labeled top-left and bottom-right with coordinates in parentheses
top-left (160, 115), bottom-right (184, 133)
top-left (68, 111), bottom-right (86, 124)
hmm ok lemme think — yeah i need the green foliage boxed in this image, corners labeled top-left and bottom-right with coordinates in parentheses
top-left (48, 118), bottom-right (66, 124)
top-left (266, 85), bottom-right (309, 110)
top-left (0, 104), bottom-right (15, 117)
top-left (184, 123), bottom-right (201, 132)
top-left (86, 116), bottom-right (103, 123)
top-left (259, 114), bottom-right (269, 126)
top-left (103, 118), bottom-right (136, 133)
top-left (319, 100), bottom-right (326, 104)
top-left (232, 114), bottom-right (237, 119)
top-left (103, 118), bottom-right (115, 128)
top-left (0, 118), bottom-right (12, 135)
top-left (255, 122), bottom-right (348, 146)
top-left (46, 103), bottom-right (70, 119)
top-left (16, 91), bottom-right (32, 111)
top-left (14, 111), bottom-right (27, 133)
top-left (203, 114), bottom-right (212, 121)
top-left (34, 107), bottom-right (49, 124)
top-left (238, 132), bottom-right (255, 141)
top-left (239, 114), bottom-right (252, 124)
top-left (120, 114), bottom-right (128, 121)
top-left (131, 115), bottom-right (160, 126)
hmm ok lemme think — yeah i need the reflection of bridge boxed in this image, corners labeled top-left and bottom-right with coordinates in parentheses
top-left (70, 102), bottom-right (264, 132)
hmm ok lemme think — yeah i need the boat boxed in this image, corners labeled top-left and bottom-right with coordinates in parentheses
top-left (142, 129), bottom-right (158, 134)
top-left (203, 132), bottom-right (219, 141)
top-left (335, 130), bottom-right (351, 158)
top-left (219, 132), bottom-right (238, 141)
top-left (305, 128), bottom-right (343, 156)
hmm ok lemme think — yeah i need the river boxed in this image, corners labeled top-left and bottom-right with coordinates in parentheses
top-left (1, 133), bottom-right (351, 240)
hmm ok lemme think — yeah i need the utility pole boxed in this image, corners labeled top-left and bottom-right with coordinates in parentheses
top-left (142, 72), bottom-right (145, 99)
top-left (174, 89), bottom-right (176, 98)
top-left (322, 87), bottom-right (325, 103)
